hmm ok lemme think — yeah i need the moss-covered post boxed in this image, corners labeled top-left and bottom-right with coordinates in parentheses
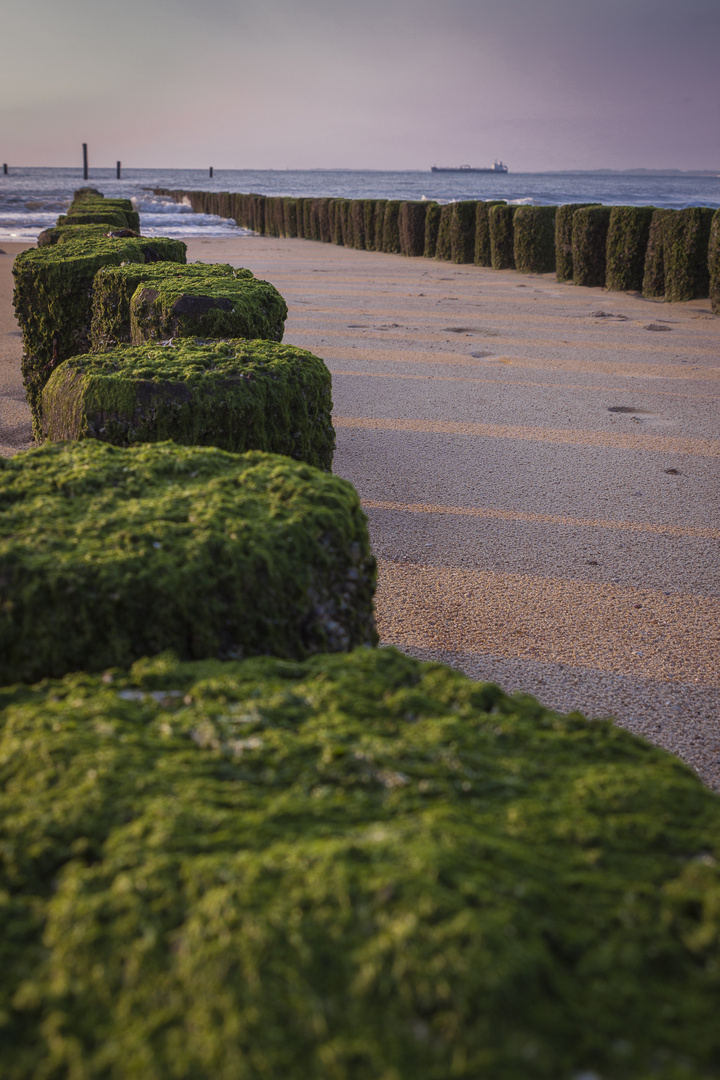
top-left (605, 206), bottom-right (655, 292)
top-left (489, 204), bottom-right (517, 269)
top-left (363, 201), bottom-right (377, 251)
top-left (382, 201), bottom-right (402, 254)
top-left (473, 202), bottom-right (496, 266)
top-left (642, 210), bottom-right (669, 298)
top-left (709, 210), bottom-right (720, 315)
top-left (350, 201), bottom-right (366, 249)
top-left (423, 203), bottom-right (441, 258)
top-left (283, 199), bottom-right (299, 240)
top-left (512, 206), bottom-right (556, 274)
top-left (317, 199), bottom-right (332, 243)
top-left (435, 205), bottom-right (453, 261)
top-left (450, 201), bottom-right (477, 264)
top-left (555, 204), bottom-right (595, 282)
top-left (571, 206), bottom-right (612, 287)
top-left (373, 201), bottom-right (388, 253)
top-left (398, 202), bottom-right (428, 257)
top-left (662, 207), bottom-right (714, 301)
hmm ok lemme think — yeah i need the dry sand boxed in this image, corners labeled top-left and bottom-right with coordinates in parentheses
top-left (2, 234), bottom-right (718, 787)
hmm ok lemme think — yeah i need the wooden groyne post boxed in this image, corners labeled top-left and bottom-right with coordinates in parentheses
top-left (82, 143), bottom-right (88, 180)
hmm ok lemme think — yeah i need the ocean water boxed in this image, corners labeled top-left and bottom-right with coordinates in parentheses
top-left (1, 166), bottom-right (718, 243)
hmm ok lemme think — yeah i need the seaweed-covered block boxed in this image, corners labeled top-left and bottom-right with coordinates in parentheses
top-left (57, 211), bottom-right (136, 231)
top-left (398, 201), bottom-right (428, 257)
top-left (129, 271), bottom-right (288, 345)
top-left (710, 210), bottom-right (720, 315)
top-left (513, 205), bottom-right (556, 274)
top-left (423, 202), bottom-right (441, 258)
top-left (41, 338), bottom-right (335, 469)
top-left (350, 201), bottom-right (366, 249)
top-left (435, 204), bottom-right (453, 261)
top-left (555, 203), bottom-right (596, 282)
top-left (642, 209), bottom-right (670, 298)
top-left (605, 206), bottom-right (655, 292)
top-left (37, 223), bottom-right (134, 248)
top-left (91, 262), bottom-right (252, 350)
top-left (474, 201), bottom-right (505, 266)
top-left (373, 200), bottom-right (387, 252)
top-left (450, 201), bottom-right (477, 263)
top-left (381, 201), bottom-right (402, 254)
top-left (1, 646), bottom-right (720, 1078)
top-left (662, 207), bottom-right (714, 301)
top-left (0, 442), bottom-right (376, 682)
top-left (363, 201), bottom-right (377, 250)
top-left (282, 199), bottom-right (299, 239)
top-left (489, 204), bottom-right (517, 269)
top-left (12, 235), bottom-right (187, 437)
top-left (571, 206), bottom-right (612, 287)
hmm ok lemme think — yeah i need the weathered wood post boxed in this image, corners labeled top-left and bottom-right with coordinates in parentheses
top-left (116, 161), bottom-right (121, 179)
top-left (209, 166), bottom-right (214, 178)
top-left (82, 143), bottom-right (88, 180)
top-left (2, 164), bottom-right (7, 175)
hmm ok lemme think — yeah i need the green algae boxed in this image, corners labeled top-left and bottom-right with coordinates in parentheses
top-left (423, 202), bottom-right (441, 258)
top-left (489, 204), bottom-right (517, 269)
top-left (381, 201), bottom-right (402, 254)
top-left (59, 210), bottom-right (141, 232)
top-left (90, 262), bottom-right (251, 350)
top-left (41, 337), bottom-right (335, 469)
top-left (435, 204), bottom-right (453, 261)
top-left (0, 645), bottom-right (719, 1079)
top-left (0, 441), bottom-right (376, 683)
top-left (129, 272), bottom-right (287, 345)
top-left (571, 206), bottom-right (612, 287)
top-left (605, 206), bottom-right (655, 292)
top-left (512, 206), bottom-right (556, 274)
top-left (710, 210), bottom-right (720, 315)
top-left (398, 202), bottom-right (429, 257)
top-left (350, 201), bottom-right (367, 249)
top-left (450, 201), bottom-right (477, 264)
top-left (554, 204), bottom-right (596, 282)
top-left (643, 209), bottom-right (671, 298)
top-left (13, 236), bottom-right (187, 438)
top-left (661, 207), bottom-right (714, 302)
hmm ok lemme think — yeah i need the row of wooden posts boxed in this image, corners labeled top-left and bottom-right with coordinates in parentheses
top-left (154, 188), bottom-right (720, 310)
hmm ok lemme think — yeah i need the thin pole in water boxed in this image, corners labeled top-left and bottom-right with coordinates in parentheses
top-left (2, 164), bottom-right (7, 175)
top-left (82, 143), bottom-right (88, 180)
top-left (116, 161), bottom-right (121, 179)
top-left (209, 166), bottom-right (214, 178)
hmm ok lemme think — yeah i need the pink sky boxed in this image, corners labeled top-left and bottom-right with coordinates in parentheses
top-left (2, 0), bottom-right (718, 171)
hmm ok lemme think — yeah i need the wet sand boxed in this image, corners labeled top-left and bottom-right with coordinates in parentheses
top-left (2, 234), bottom-right (719, 787)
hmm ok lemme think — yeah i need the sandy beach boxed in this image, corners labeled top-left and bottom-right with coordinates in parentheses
top-left (2, 234), bottom-right (719, 787)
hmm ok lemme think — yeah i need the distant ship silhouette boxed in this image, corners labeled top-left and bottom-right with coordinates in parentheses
top-left (430, 161), bottom-right (508, 174)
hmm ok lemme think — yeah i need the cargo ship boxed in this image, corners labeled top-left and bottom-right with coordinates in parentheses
top-left (430, 161), bottom-right (508, 174)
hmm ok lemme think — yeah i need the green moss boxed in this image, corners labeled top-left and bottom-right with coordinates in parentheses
top-left (512, 206), bottom-right (556, 274)
top-left (398, 201), bottom-right (428, 257)
top-left (662, 207), bottom-right (714, 302)
top-left (605, 206), bottom-right (655, 292)
top-left (0, 442), bottom-right (376, 682)
top-left (72, 186), bottom-right (103, 201)
top-left (0, 647), bottom-right (719, 1078)
top-left (381, 201), bottom-right (402, 254)
top-left (283, 199), bottom-right (299, 240)
top-left (12, 235), bottom-right (187, 438)
top-left (450, 201), bottom-right (477, 264)
top-left (91, 263), bottom-right (247, 350)
top-left (363, 201), bottom-right (377, 251)
top-left (489, 204), bottom-right (517, 269)
top-left (435, 204), bottom-right (453, 261)
top-left (373, 200), bottom-right (387, 252)
top-left (423, 202), bottom-right (441, 258)
top-left (41, 338), bottom-right (335, 469)
top-left (642, 209), bottom-right (670, 298)
top-left (555, 203), bottom-right (596, 282)
top-left (37, 223), bottom-right (129, 248)
top-left (129, 272), bottom-right (288, 345)
top-left (473, 201), bottom-right (504, 267)
top-left (57, 211), bottom-right (134, 231)
top-left (710, 210), bottom-right (720, 315)
top-left (69, 195), bottom-right (134, 213)
top-left (350, 201), bottom-right (366, 249)
top-left (315, 198), bottom-right (332, 243)
top-left (572, 206), bottom-right (612, 287)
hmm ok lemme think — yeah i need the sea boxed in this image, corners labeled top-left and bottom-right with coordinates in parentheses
top-left (1, 166), bottom-right (719, 244)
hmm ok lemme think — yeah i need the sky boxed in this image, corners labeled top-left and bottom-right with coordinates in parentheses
top-left (2, 0), bottom-right (718, 172)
